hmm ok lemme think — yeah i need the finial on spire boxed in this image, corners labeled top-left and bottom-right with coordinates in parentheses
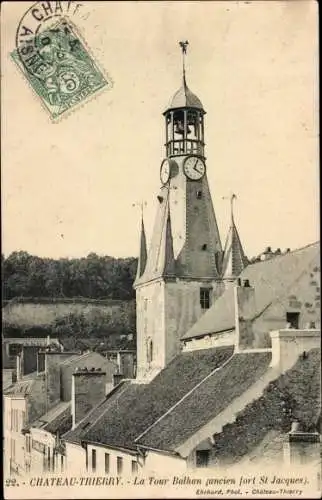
top-left (179, 40), bottom-right (189, 85)
top-left (222, 193), bottom-right (237, 223)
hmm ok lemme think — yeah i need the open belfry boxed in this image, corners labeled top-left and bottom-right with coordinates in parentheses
top-left (134, 42), bottom-right (247, 380)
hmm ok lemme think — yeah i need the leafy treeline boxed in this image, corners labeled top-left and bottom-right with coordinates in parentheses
top-left (3, 301), bottom-right (136, 348)
top-left (2, 251), bottom-right (138, 301)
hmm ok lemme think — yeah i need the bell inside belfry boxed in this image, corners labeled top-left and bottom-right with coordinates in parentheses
top-left (174, 111), bottom-right (191, 135)
top-left (187, 112), bottom-right (198, 137)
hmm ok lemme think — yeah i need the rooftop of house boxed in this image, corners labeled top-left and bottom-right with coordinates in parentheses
top-left (211, 347), bottom-right (321, 465)
top-left (3, 371), bottom-right (41, 396)
top-left (63, 345), bottom-right (234, 448)
top-left (182, 241), bottom-right (320, 340)
top-left (24, 401), bottom-right (71, 435)
top-left (59, 350), bottom-right (116, 367)
top-left (137, 351), bottom-right (271, 451)
top-left (65, 345), bottom-right (320, 458)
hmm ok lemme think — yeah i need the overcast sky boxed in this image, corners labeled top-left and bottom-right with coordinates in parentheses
top-left (2, 1), bottom-right (319, 260)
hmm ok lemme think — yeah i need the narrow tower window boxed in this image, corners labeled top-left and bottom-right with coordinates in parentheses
top-left (147, 338), bottom-right (153, 363)
top-left (196, 190), bottom-right (203, 199)
top-left (200, 288), bottom-right (211, 309)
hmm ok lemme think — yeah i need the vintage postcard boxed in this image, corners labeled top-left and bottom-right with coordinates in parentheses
top-left (2, 1), bottom-right (320, 499)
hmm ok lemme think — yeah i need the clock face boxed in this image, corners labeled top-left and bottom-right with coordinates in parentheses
top-left (183, 156), bottom-right (206, 181)
top-left (160, 159), bottom-right (171, 185)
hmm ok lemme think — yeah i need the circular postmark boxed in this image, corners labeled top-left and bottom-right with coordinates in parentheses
top-left (13, 2), bottom-right (112, 120)
top-left (15, 1), bottom-right (87, 78)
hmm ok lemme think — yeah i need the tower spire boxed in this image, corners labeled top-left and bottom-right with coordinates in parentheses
top-left (222, 194), bottom-right (248, 281)
top-left (230, 193), bottom-right (237, 223)
top-left (179, 40), bottom-right (189, 86)
top-left (134, 202), bottom-right (148, 281)
top-left (161, 203), bottom-right (175, 277)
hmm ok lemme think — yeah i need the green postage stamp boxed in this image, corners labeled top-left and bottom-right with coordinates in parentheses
top-left (12, 18), bottom-right (111, 120)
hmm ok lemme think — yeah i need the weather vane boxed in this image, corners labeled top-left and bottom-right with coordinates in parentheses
top-left (179, 40), bottom-right (189, 81)
top-left (222, 193), bottom-right (237, 222)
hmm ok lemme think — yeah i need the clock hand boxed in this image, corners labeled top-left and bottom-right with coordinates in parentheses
top-left (193, 160), bottom-right (202, 173)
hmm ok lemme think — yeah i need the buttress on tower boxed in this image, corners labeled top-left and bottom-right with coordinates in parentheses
top-left (134, 42), bottom-right (243, 381)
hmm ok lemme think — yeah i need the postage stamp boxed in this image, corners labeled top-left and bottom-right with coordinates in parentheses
top-left (12, 16), bottom-right (112, 120)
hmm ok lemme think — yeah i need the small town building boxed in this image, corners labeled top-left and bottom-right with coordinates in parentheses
top-left (4, 349), bottom-right (117, 476)
top-left (2, 336), bottom-right (63, 383)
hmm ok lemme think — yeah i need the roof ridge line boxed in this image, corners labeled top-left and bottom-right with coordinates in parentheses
top-left (81, 382), bottom-right (131, 432)
top-left (249, 241), bottom-right (320, 268)
top-left (135, 352), bottom-right (235, 443)
top-left (253, 250), bottom-right (320, 317)
top-left (61, 352), bottom-right (86, 364)
top-left (64, 382), bottom-right (129, 436)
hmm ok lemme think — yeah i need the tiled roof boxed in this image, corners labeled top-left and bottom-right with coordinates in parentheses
top-left (222, 218), bottom-right (248, 279)
top-left (27, 401), bottom-right (71, 435)
top-left (45, 406), bottom-right (72, 435)
top-left (64, 346), bottom-right (233, 448)
top-left (60, 351), bottom-right (94, 366)
top-left (174, 177), bottom-right (223, 278)
top-left (62, 380), bottom-right (134, 445)
top-left (182, 241), bottom-right (320, 340)
top-left (138, 351), bottom-right (271, 451)
top-left (211, 348), bottom-right (321, 465)
top-left (135, 175), bottom-right (223, 285)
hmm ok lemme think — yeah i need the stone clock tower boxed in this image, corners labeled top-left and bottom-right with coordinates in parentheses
top-left (134, 42), bottom-right (224, 381)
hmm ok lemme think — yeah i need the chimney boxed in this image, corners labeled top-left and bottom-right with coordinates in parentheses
top-left (37, 351), bottom-right (46, 373)
top-left (16, 354), bottom-right (22, 382)
top-left (270, 328), bottom-right (320, 373)
top-left (234, 280), bottom-right (256, 351)
top-left (283, 420), bottom-right (320, 466)
top-left (120, 351), bottom-right (135, 379)
top-left (22, 345), bottom-right (38, 375)
top-left (263, 246), bottom-right (274, 260)
top-left (116, 351), bottom-right (122, 373)
top-left (44, 351), bottom-right (80, 409)
top-left (72, 367), bottom-right (106, 428)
